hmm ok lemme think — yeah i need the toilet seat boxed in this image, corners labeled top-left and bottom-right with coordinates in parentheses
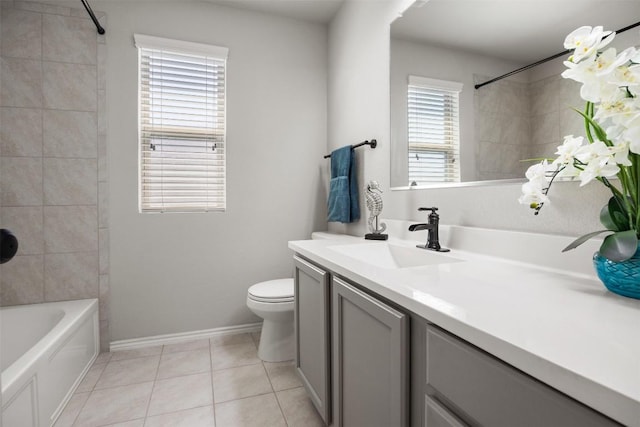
top-left (248, 279), bottom-right (294, 303)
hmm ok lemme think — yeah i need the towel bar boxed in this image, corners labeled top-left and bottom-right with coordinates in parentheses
top-left (324, 139), bottom-right (377, 159)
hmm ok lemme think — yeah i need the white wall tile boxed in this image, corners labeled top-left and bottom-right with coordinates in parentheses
top-left (1, 8), bottom-right (41, 59)
top-left (42, 14), bottom-right (96, 65)
top-left (43, 62), bottom-right (96, 111)
top-left (0, 254), bottom-right (44, 305)
top-left (44, 205), bottom-right (97, 252)
top-left (99, 227), bottom-right (109, 274)
top-left (0, 107), bottom-right (43, 157)
top-left (0, 57), bottom-right (42, 107)
top-left (44, 251), bottom-right (98, 301)
top-left (1, 206), bottom-right (43, 255)
top-left (14, 1), bottom-right (70, 16)
top-left (44, 158), bottom-right (97, 205)
top-left (43, 110), bottom-right (97, 158)
top-left (1, 156), bottom-right (43, 206)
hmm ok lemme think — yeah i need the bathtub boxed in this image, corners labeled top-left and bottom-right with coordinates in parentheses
top-left (1, 299), bottom-right (99, 427)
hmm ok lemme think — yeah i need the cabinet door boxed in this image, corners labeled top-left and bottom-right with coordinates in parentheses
top-left (294, 255), bottom-right (331, 424)
top-left (426, 325), bottom-right (621, 427)
top-left (332, 277), bottom-right (408, 427)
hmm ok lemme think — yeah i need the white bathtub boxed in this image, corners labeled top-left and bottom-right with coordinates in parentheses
top-left (1, 299), bottom-right (99, 427)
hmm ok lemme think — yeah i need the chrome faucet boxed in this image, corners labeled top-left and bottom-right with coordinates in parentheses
top-left (408, 207), bottom-right (450, 252)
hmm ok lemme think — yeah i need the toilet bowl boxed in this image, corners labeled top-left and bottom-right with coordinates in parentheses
top-left (247, 278), bottom-right (294, 362)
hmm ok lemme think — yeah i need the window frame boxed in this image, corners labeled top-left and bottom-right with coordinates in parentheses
top-left (407, 75), bottom-right (463, 185)
top-left (134, 34), bottom-right (228, 213)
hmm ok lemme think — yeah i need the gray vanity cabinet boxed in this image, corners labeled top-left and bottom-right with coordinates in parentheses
top-left (294, 256), bottom-right (331, 424)
top-left (332, 277), bottom-right (408, 427)
top-left (294, 254), bottom-right (620, 427)
top-left (422, 324), bottom-right (621, 427)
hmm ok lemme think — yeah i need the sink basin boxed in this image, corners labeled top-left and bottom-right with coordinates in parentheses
top-left (328, 242), bottom-right (463, 269)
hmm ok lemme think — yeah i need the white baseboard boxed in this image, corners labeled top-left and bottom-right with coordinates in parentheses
top-left (109, 322), bottom-right (262, 352)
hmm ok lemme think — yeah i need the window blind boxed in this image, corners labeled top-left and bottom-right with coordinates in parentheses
top-left (135, 34), bottom-right (228, 213)
top-left (407, 76), bottom-right (462, 185)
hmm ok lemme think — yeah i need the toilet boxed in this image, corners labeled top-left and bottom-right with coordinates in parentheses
top-left (247, 232), bottom-right (342, 362)
top-left (246, 278), bottom-right (294, 362)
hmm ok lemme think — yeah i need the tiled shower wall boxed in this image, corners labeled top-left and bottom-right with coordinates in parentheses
top-left (0, 1), bottom-right (110, 350)
top-left (474, 73), bottom-right (584, 181)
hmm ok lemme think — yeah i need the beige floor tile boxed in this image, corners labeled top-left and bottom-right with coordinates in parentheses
top-left (213, 363), bottom-right (272, 403)
top-left (215, 393), bottom-right (286, 427)
top-left (144, 406), bottom-right (215, 427)
top-left (94, 352), bottom-right (113, 364)
top-left (157, 348), bottom-right (210, 380)
top-left (163, 339), bottom-right (210, 354)
top-left (110, 346), bottom-right (162, 361)
top-left (147, 372), bottom-right (213, 417)
top-left (54, 392), bottom-right (89, 427)
top-left (276, 387), bottom-right (325, 427)
top-left (264, 360), bottom-right (302, 391)
top-left (251, 331), bottom-right (261, 347)
top-left (74, 382), bottom-right (153, 426)
top-left (94, 356), bottom-right (160, 390)
top-left (210, 332), bottom-right (254, 347)
top-left (76, 363), bottom-right (107, 393)
top-left (102, 420), bottom-right (145, 427)
top-left (212, 341), bottom-right (260, 371)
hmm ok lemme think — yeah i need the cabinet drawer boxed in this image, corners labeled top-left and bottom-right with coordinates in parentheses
top-left (425, 326), bottom-right (620, 427)
top-left (425, 395), bottom-right (467, 427)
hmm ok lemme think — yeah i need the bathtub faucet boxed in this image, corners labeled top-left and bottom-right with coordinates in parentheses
top-left (408, 207), bottom-right (450, 252)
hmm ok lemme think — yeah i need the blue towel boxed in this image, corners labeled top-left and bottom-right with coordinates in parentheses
top-left (328, 145), bottom-right (360, 223)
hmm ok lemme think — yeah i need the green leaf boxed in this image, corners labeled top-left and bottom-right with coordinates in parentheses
top-left (562, 230), bottom-right (612, 252)
top-left (599, 230), bottom-right (639, 262)
top-left (599, 203), bottom-right (618, 231)
top-left (573, 107), bottom-right (609, 144)
top-left (604, 196), bottom-right (631, 231)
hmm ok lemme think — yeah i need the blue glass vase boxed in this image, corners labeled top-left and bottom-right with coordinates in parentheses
top-left (593, 244), bottom-right (640, 299)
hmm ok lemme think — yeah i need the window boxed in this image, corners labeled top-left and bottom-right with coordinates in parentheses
top-left (407, 76), bottom-right (462, 185)
top-left (135, 34), bottom-right (228, 213)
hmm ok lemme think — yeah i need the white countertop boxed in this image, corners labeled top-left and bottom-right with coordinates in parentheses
top-left (289, 227), bottom-right (640, 426)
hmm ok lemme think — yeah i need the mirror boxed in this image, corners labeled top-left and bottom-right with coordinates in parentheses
top-left (390, 0), bottom-right (639, 189)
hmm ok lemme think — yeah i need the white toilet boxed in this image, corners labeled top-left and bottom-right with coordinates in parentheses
top-left (246, 278), bottom-right (294, 362)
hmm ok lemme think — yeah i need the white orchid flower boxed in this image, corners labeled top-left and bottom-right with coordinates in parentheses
top-left (597, 47), bottom-right (636, 76)
top-left (553, 135), bottom-right (584, 165)
top-left (519, 181), bottom-right (549, 209)
top-left (575, 140), bottom-right (612, 164)
top-left (579, 156), bottom-right (620, 186)
top-left (610, 139), bottom-right (632, 166)
top-left (624, 122), bottom-right (640, 154)
top-left (564, 26), bottom-right (614, 62)
top-left (594, 91), bottom-right (638, 123)
top-left (562, 52), bottom-right (619, 102)
top-left (525, 160), bottom-right (552, 184)
top-left (615, 64), bottom-right (640, 96)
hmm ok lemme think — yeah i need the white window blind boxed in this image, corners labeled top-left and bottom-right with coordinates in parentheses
top-left (407, 76), bottom-right (462, 185)
top-left (135, 34), bottom-right (228, 213)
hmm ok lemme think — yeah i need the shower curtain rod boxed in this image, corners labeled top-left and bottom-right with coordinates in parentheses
top-left (81, 0), bottom-right (105, 34)
top-left (474, 21), bottom-right (640, 90)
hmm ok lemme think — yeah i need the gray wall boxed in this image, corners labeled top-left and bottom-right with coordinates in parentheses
top-left (0, 1), bottom-right (110, 350)
top-left (91, 1), bottom-right (328, 341)
top-left (328, 0), bottom-right (611, 239)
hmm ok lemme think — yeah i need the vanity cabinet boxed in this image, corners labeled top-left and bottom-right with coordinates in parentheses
top-left (294, 255), bottom-right (409, 427)
top-left (293, 254), bottom-right (621, 427)
top-left (332, 277), bottom-right (408, 427)
top-left (421, 324), bottom-right (621, 427)
top-left (294, 255), bottom-right (332, 424)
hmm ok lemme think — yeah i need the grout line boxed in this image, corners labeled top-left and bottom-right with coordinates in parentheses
top-left (140, 355), bottom-right (162, 424)
top-left (273, 389), bottom-right (291, 427)
top-left (208, 337), bottom-right (217, 422)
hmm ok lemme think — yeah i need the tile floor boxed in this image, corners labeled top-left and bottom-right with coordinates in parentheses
top-left (55, 332), bottom-right (325, 427)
